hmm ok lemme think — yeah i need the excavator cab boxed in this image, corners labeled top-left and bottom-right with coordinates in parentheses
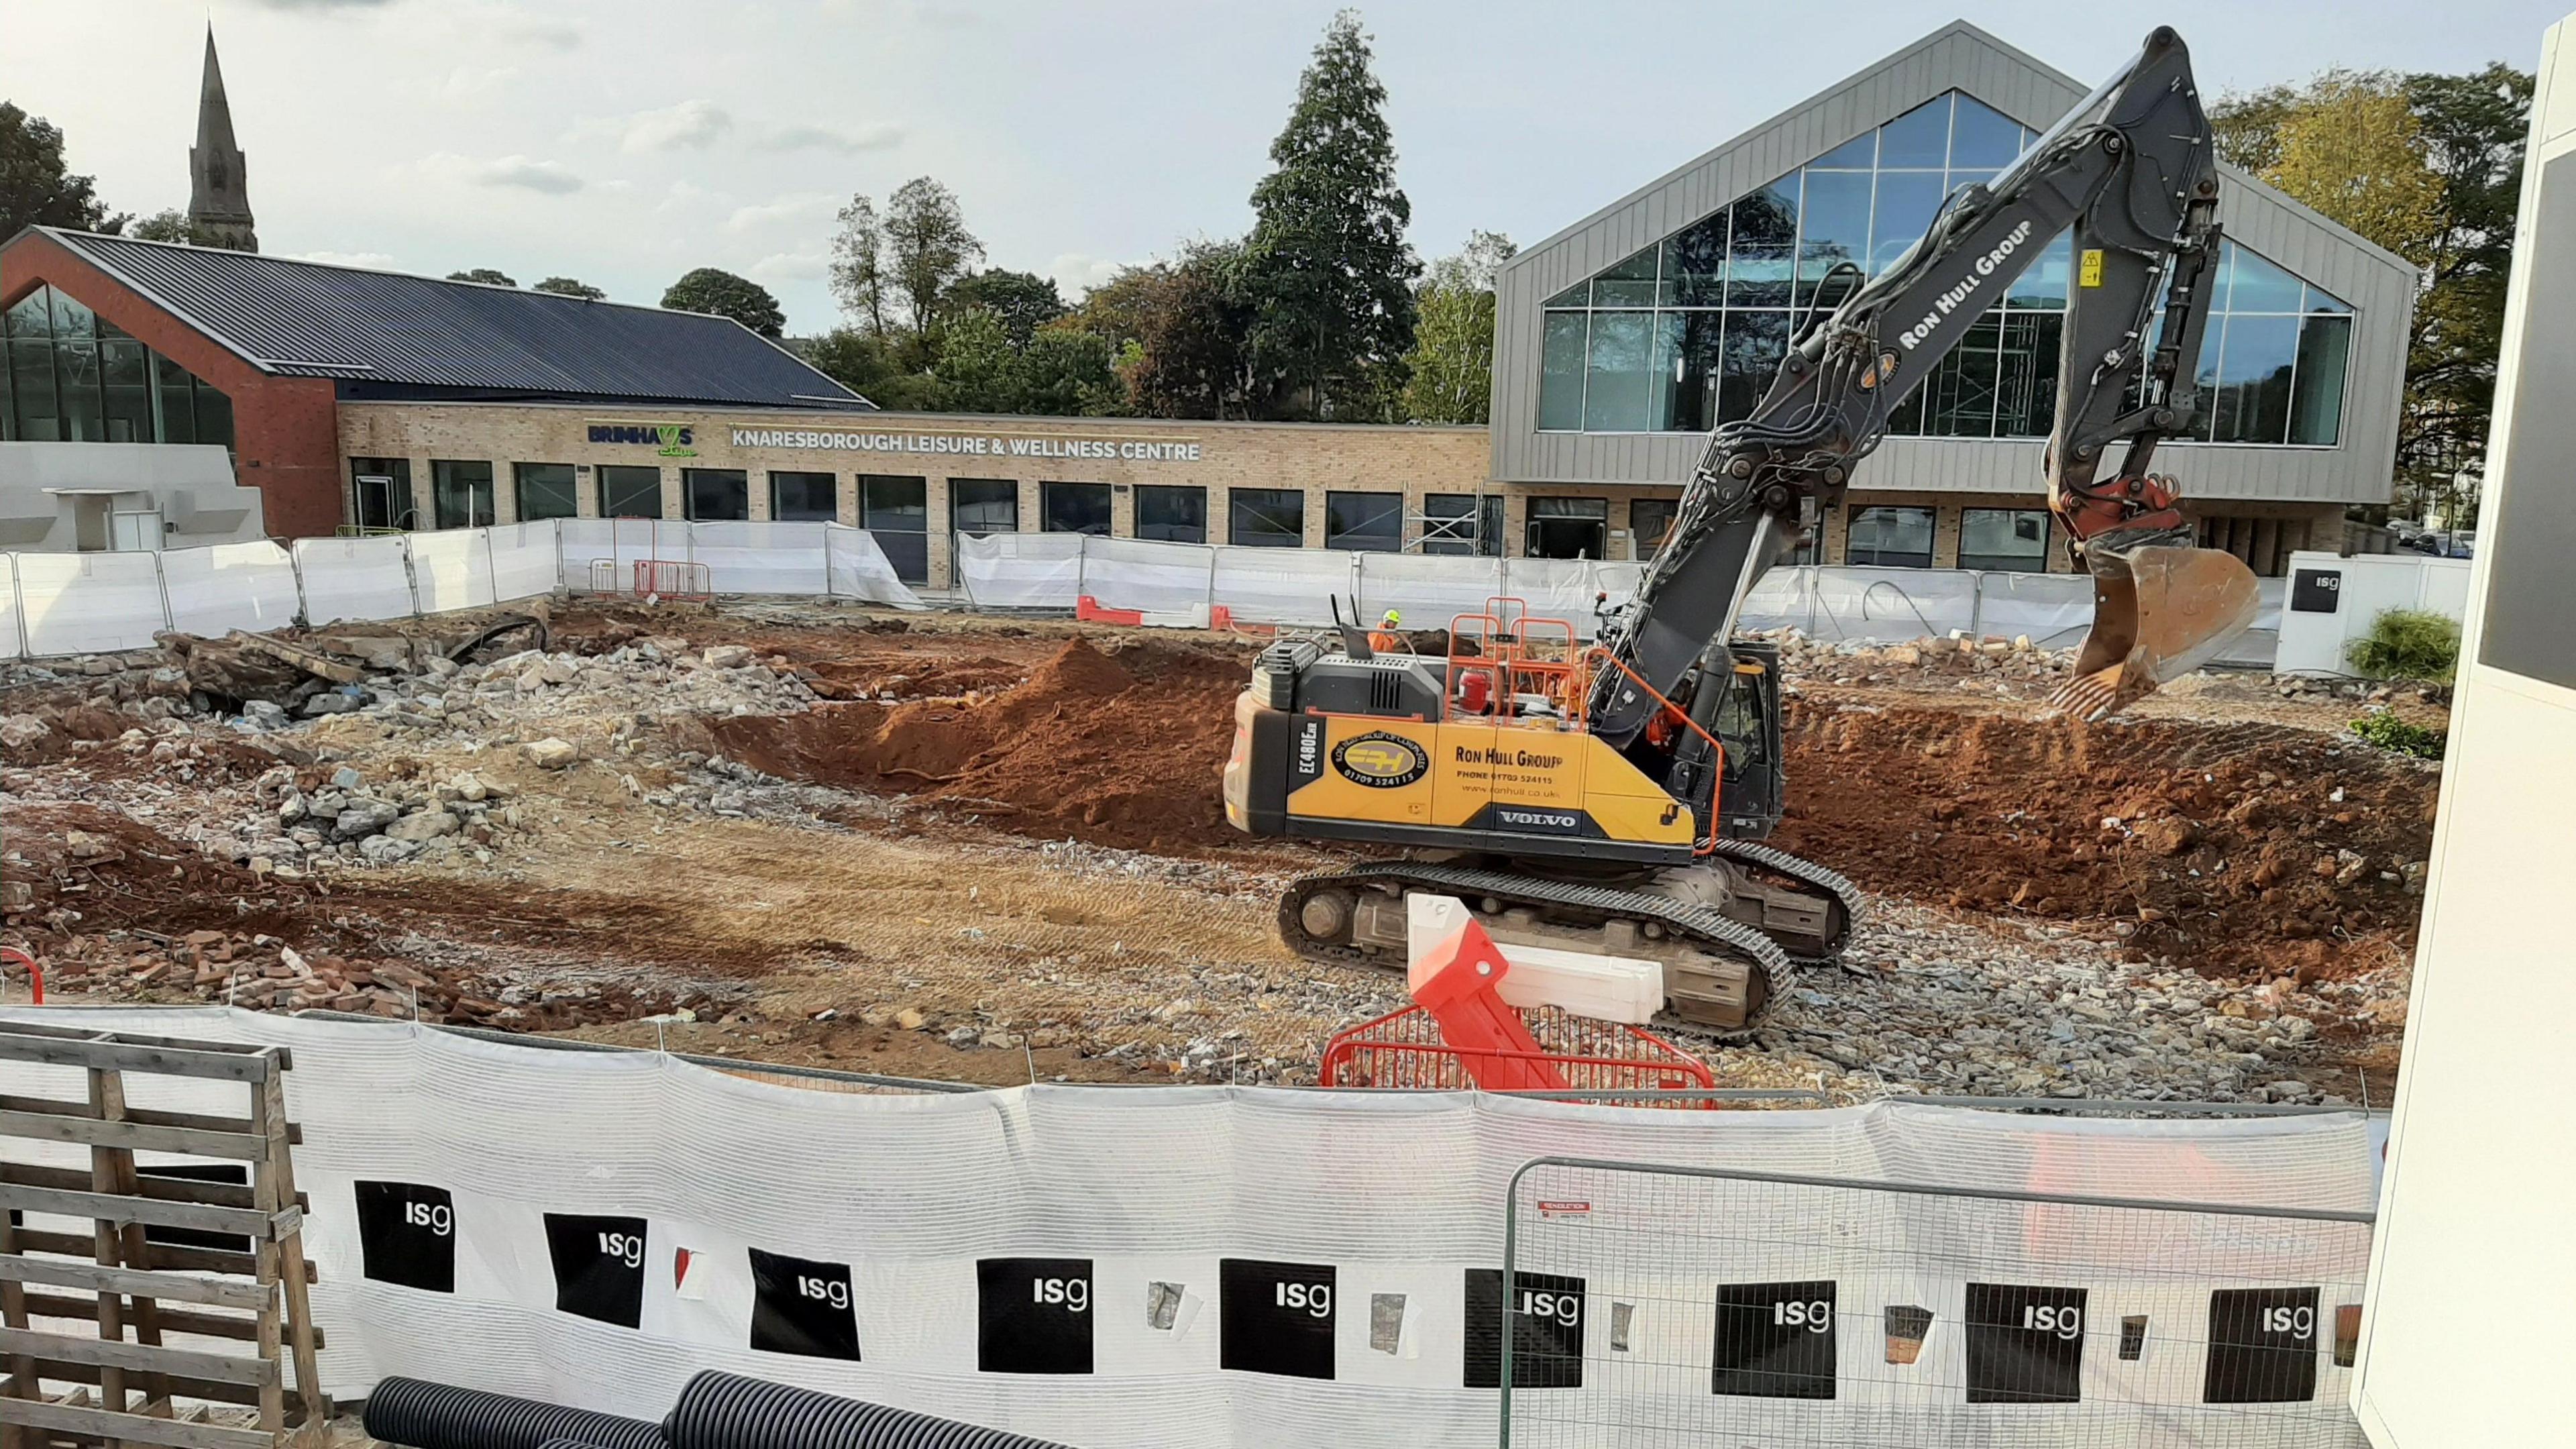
top-left (1658, 641), bottom-right (1787, 843)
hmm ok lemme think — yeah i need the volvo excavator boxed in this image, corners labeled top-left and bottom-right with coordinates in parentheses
top-left (1221, 28), bottom-right (2261, 1028)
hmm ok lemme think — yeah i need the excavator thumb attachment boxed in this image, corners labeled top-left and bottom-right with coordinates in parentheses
top-left (2048, 543), bottom-right (2261, 722)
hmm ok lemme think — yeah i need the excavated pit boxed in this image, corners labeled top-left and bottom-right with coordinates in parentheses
top-left (696, 637), bottom-right (1256, 856)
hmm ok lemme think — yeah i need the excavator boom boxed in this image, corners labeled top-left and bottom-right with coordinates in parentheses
top-left (1590, 25), bottom-right (2259, 741)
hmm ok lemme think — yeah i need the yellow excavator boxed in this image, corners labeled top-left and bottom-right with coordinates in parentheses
top-left (1222, 28), bottom-right (2260, 1028)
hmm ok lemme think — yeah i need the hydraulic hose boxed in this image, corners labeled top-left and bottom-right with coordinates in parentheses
top-left (364, 1378), bottom-right (669, 1449)
top-left (665, 1371), bottom-right (1073, 1449)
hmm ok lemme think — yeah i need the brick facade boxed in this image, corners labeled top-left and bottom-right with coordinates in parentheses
top-left (0, 231), bottom-right (343, 538)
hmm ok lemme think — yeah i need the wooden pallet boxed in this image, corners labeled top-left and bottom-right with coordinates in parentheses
top-left (0, 1021), bottom-right (327, 1449)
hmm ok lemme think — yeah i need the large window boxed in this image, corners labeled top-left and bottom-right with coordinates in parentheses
top-left (1, 284), bottom-right (231, 448)
top-left (1630, 497), bottom-right (1679, 558)
top-left (1134, 484), bottom-right (1206, 543)
top-left (685, 468), bottom-right (749, 521)
top-left (1845, 506), bottom-right (1935, 568)
top-left (599, 465), bottom-right (663, 518)
top-left (514, 464), bottom-right (578, 521)
top-left (1534, 93), bottom-right (2355, 449)
top-left (1228, 488), bottom-right (1305, 547)
top-left (1525, 497), bottom-right (1609, 559)
top-left (949, 478), bottom-right (1018, 535)
top-left (861, 475), bottom-right (928, 584)
top-left (350, 458), bottom-right (415, 532)
top-left (769, 470), bottom-right (838, 522)
top-left (429, 460), bottom-right (495, 530)
top-left (1959, 507), bottom-right (2049, 572)
top-left (1325, 490), bottom-right (1403, 551)
top-left (1421, 494), bottom-right (1486, 555)
top-left (1041, 480), bottom-right (1113, 535)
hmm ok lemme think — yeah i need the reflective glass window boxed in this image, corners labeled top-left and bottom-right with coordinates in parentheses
top-left (1582, 311), bottom-right (1656, 431)
top-left (2210, 315), bottom-right (2299, 444)
top-left (1726, 184), bottom-right (1797, 309)
top-left (9, 339), bottom-right (56, 440)
top-left (1324, 490), bottom-right (1402, 551)
top-left (1878, 96), bottom-right (1952, 169)
top-left (431, 460), bottom-right (496, 529)
top-left (100, 339), bottom-right (151, 443)
top-left (1959, 508), bottom-right (2050, 572)
top-left (1660, 214), bottom-right (1728, 306)
top-left (1537, 313), bottom-right (1587, 430)
top-left (1135, 484), bottom-right (1207, 543)
top-left (769, 470), bottom-right (838, 522)
top-left (7, 288), bottom-right (54, 340)
top-left (684, 468), bottom-right (749, 521)
top-left (189, 380), bottom-right (233, 450)
top-left (861, 475), bottom-right (930, 583)
top-left (515, 463), bottom-right (579, 521)
top-left (1227, 487), bottom-right (1304, 547)
top-left (1949, 95), bottom-right (2024, 171)
top-left (154, 354), bottom-right (197, 444)
top-left (1040, 480), bottom-right (1112, 535)
top-left (1870, 170), bottom-right (1947, 274)
top-left (949, 478), bottom-right (1017, 534)
top-left (1630, 496), bottom-right (1679, 557)
top-left (1591, 248), bottom-right (1659, 307)
top-left (1796, 170), bottom-right (1872, 303)
top-left (1719, 310), bottom-right (1790, 425)
top-left (599, 465), bottom-right (664, 518)
top-left (1653, 311), bottom-right (1726, 433)
top-left (1846, 506), bottom-right (1935, 568)
top-left (2291, 316), bottom-right (2351, 446)
top-left (55, 339), bottom-right (101, 441)
top-left (1420, 493), bottom-right (1482, 555)
top-left (1809, 132), bottom-right (1875, 170)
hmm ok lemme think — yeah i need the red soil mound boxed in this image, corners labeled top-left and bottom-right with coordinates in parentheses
top-left (704, 637), bottom-right (1252, 854)
top-left (1770, 703), bottom-right (2440, 977)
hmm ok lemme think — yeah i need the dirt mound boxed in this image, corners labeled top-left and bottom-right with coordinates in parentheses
top-left (1771, 703), bottom-right (2440, 977)
top-left (3, 802), bottom-right (317, 932)
top-left (704, 637), bottom-right (1252, 854)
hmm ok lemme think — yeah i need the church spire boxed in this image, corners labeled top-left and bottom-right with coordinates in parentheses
top-left (188, 24), bottom-right (258, 252)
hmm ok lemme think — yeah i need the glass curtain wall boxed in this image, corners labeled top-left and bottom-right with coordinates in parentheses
top-left (1536, 92), bottom-right (2355, 448)
top-left (2, 284), bottom-right (234, 447)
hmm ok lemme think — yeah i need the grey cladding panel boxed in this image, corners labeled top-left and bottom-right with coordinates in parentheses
top-left (2478, 149), bottom-right (2576, 689)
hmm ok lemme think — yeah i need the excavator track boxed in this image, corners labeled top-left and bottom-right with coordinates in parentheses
top-left (1279, 861), bottom-right (1795, 1031)
top-left (1703, 839), bottom-right (1866, 967)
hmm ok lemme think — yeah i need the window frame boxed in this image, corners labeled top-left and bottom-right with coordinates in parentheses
top-left (1957, 506), bottom-right (2052, 573)
top-left (1134, 484), bottom-right (1208, 543)
top-left (1040, 480), bottom-right (1114, 536)
top-left (598, 464), bottom-right (665, 519)
top-left (429, 459), bottom-right (496, 531)
top-left (682, 467), bottom-right (751, 522)
top-left (513, 462), bottom-right (580, 522)
top-left (1226, 487), bottom-right (1306, 549)
top-left (1323, 490), bottom-right (1403, 552)
top-left (1843, 505), bottom-right (1937, 569)
top-left (767, 469), bottom-right (839, 523)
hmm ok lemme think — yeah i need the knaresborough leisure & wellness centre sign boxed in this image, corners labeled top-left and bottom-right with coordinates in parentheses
top-left (729, 426), bottom-right (1204, 463)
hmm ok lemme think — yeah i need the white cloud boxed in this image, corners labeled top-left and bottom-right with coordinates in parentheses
top-left (1044, 252), bottom-right (1126, 297)
top-left (759, 123), bottom-right (904, 155)
top-left (495, 17), bottom-right (581, 50)
top-left (417, 152), bottom-right (586, 195)
top-left (441, 65), bottom-right (521, 102)
top-left (749, 251), bottom-right (830, 285)
top-left (596, 99), bottom-right (733, 154)
top-left (724, 193), bottom-right (841, 233)
top-left (294, 250), bottom-right (399, 270)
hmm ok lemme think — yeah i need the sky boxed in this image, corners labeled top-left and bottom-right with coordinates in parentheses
top-left (3, 0), bottom-right (2567, 335)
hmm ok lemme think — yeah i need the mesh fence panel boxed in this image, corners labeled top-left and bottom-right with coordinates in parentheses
top-left (1501, 1158), bottom-right (2372, 1449)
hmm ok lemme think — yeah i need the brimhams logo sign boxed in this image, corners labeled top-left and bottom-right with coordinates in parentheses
top-left (588, 422), bottom-right (698, 457)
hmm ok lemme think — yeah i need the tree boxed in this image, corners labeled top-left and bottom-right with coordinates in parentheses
top-left (930, 307), bottom-right (1019, 412)
top-left (132, 209), bottom-right (198, 244)
top-left (1067, 241), bottom-right (1257, 419)
top-left (533, 276), bottom-right (606, 299)
top-left (2212, 65), bottom-right (2533, 517)
top-left (661, 267), bottom-right (784, 337)
top-left (1400, 231), bottom-right (1513, 423)
top-left (828, 193), bottom-right (891, 335)
top-left (1016, 327), bottom-right (1122, 416)
top-left (883, 177), bottom-right (984, 345)
top-left (945, 268), bottom-right (1067, 346)
top-left (0, 102), bottom-right (125, 239)
top-left (1236, 11), bottom-right (1420, 419)
top-left (447, 268), bottom-right (519, 286)
top-left (805, 327), bottom-right (948, 411)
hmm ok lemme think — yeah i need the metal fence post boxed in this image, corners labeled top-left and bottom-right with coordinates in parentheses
top-left (482, 524), bottom-right (502, 605)
top-left (398, 535), bottom-right (423, 618)
top-left (5, 555), bottom-right (28, 661)
top-left (1074, 531), bottom-right (1090, 604)
top-left (150, 549), bottom-right (176, 637)
top-left (1968, 570), bottom-right (1986, 641)
top-left (1205, 544), bottom-right (1222, 625)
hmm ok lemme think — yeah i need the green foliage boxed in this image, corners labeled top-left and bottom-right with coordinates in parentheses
top-left (0, 101), bottom-right (125, 239)
top-left (1237, 11), bottom-right (1420, 419)
top-left (447, 268), bottom-right (518, 286)
top-left (1399, 231), bottom-right (1514, 423)
top-left (884, 177), bottom-right (985, 343)
top-left (2350, 711), bottom-right (2447, 760)
top-left (828, 193), bottom-right (891, 335)
top-left (2346, 608), bottom-right (2462, 681)
top-left (2212, 64), bottom-right (2532, 513)
top-left (533, 276), bottom-right (606, 300)
top-left (945, 268), bottom-right (1067, 345)
top-left (928, 305), bottom-right (1121, 417)
top-left (131, 209), bottom-right (199, 244)
top-left (661, 267), bottom-right (784, 337)
top-left (1068, 241), bottom-right (1256, 419)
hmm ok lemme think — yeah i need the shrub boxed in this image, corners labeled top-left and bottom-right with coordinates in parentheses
top-left (2351, 710), bottom-right (2447, 760)
top-left (2346, 608), bottom-right (2461, 682)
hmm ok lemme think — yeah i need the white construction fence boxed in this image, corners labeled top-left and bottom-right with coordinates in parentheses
top-left (0, 1007), bottom-right (2374, 1449)
top-left (955, 533), bottom-right (2286, 664)
top-left (0, 523), bottom-right (2286, 667)
top-left (0, 520), bottom-right (924, 660)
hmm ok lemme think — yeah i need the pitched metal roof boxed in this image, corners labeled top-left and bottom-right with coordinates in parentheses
top-left (28, 228), bottom-right (871, 409)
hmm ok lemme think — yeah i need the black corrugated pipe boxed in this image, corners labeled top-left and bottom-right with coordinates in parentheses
top-left (666, 1371), bottom-right (1074, 1449)
top-left (364, 1378), bottom-right (669, 1449)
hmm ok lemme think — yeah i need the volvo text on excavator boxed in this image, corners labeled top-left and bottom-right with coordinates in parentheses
top-left (1221, 28), bottom-right (2261, 1028)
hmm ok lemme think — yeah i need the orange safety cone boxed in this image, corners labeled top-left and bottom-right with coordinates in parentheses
top-left (1407, 915), bottom-right (1568, 1091)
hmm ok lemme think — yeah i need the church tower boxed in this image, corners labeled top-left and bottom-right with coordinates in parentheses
top-left (187, 25), bottom-right (258, 252)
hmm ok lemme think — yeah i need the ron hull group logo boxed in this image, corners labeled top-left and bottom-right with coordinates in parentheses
top-left (1330, 731), bottom-right (1428, 789)
top-left (588, 422), bottom-right (697, 457)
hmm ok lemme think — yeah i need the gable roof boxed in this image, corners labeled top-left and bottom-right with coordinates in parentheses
top-left (1500, 20), bottom-right (2417, 292)
top-left (19, 228), bottom-right (871, 410)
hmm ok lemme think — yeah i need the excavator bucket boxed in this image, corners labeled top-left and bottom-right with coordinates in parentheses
top-left (2049, 544), bottom-right (2261, 721)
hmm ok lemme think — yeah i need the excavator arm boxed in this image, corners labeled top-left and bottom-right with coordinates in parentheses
top-left (1590, 25), bottom-right (2259, 745)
